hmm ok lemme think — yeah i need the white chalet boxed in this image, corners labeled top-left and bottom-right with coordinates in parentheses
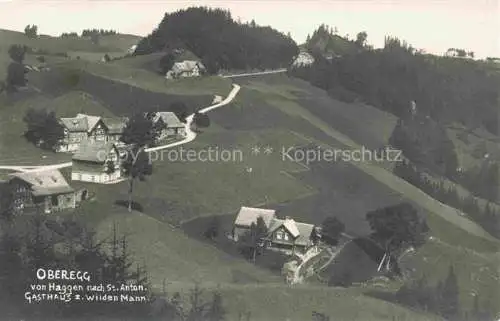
top-left (292, 51), bottom-right (315, 67)
top-left (166, 60), bottom-right (205, 79)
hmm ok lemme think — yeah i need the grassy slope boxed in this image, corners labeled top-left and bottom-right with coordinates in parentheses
top-left (243, 74), bottom-right (497, 243)
top-left (53, 59), bottom-right (232, 96)
top-left (0, 28), bottom-right (141, 80)
top-left (111, 51), bottom-right (201, 73)
top-left (0, 90), bottom-right (115, 164)
top-left (230, 73), bottom-right (499, 313)
top-left (188, 285), bottom-right (444, 321)
top-left (0, 29), bottom-right (140, 53)
top-left (0, 31), bottom-right (496, 316)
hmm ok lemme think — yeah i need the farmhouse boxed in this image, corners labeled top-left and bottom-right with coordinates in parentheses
top-left (59, 114), bottom-right (128, 152)
top-left (59, 114), bottom-right (109, 152)
top-left (149, 112), bottom-right (186, 140)
top-left (292, 51), bottom-right (315, 67)
top-left (165, 60), bottom-right (206, 79)
top-left (264, 217), bottom-right (317, 255)
top-left (8, 169), bottom-right (82, 214)
top-left (72, 140), bottom-right (122, 184)
top-left (102, 117), bottom-right (128, 144)
top-left (232, 206), bottom-right (318, 255)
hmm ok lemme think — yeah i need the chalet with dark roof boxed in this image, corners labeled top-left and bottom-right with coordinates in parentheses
top-left (8, 169), bottom-right (79, 214)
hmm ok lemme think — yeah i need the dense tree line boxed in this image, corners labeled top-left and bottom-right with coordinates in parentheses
top-left (134, 7), bottom-right (298, 74)
top-left (394, 160), bottom-right (500, 238)
top-left (290, 31), bottom-right (499, 135)
top-left (389, 117), bottom-right (458, 179)
top-left (60, 32), bottom-right (79, 38)
top-left (459, 161), bottom-right (499, 204)
top-left (81, 29), bottom-right (117, 37)
top-left (304, 24), bottom-right (358, 56)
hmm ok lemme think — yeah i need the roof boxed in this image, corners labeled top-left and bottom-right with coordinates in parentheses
top-left (102, 117), bottom-right (128, 134)
top-left (294, 222), bottom-right (316, 246)
top-left (268, 218), bottom-right (315, 246)
top-left (73, 140), bottom-right (118, 163)
top-left (234, 206), bottom-right (276, 228)
top-left (171, 60), bottom-right (205, 74)
top-left (60, 114), bottom-right (104, 133)
top-left (152, 112), bottom-right (184, 128)
top-left (269, 218), bottom-right (300, 238)
top-left (60, 117), bottom-right (88, 132)
top-left (9, 169), bottom-right (73, 197)
top-left (77, 114), bottom-right (101, 132)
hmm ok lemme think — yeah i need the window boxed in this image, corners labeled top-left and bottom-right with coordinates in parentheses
top-left (276, 230), bottom-right (285, 240)
top-left (284, 233), bottom-right (290, 241)
top-left (51, 196), bottom-right (58, 206)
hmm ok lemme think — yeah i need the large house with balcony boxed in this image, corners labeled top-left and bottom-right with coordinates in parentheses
top-left (59, 114), bottom-right (109, 152)
top-left (58, 114), bottom-right (128, 152)
top-left (7, 169), bottom-right (86, 214)
top-left (232, 206), bottom-right (319, 255)
top-left (71, 140), bottom-right (123, 184)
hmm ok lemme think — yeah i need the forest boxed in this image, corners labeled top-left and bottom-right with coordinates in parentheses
top-left (291, 25), bottom-right (499, 135)
top-left (134, 7), bottom-right (299, 74)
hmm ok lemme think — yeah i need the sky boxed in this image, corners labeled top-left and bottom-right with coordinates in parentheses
top-left (0, 0), bottom-right (499, 58)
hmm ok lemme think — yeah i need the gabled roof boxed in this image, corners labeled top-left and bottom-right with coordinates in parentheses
top-left (234, 206), bottom-right (276, 228)
top-left (268, 217), bottom-right (315, 246)
top-left (102, 117), bottom-right (128, 134)
top-left (269, 218), bottom-right (298, 237)
top-left (60, 117), bottom-right (88, 132)
top-left (73, 140), bottom-right (118, 163)
top-left (294, 222), bottom-right (315, 246)
top-left (150, 112), bottom-right (184, 128)
top-left (60, 114), bottom-right (105, 133)
top-left (171, 60), bottom-right (205, 73)
top-left (9, 169), bottom-right (73, 196)
top-left (77, 114), bottom-right (102, 132)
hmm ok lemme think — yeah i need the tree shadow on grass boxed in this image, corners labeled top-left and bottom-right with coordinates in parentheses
top-left (114, 200), bottom-right (144, 212)
top-left (182, 214), bottom-right (288, 275)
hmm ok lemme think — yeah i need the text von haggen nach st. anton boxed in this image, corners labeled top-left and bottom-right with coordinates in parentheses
top-left (24, 268), bottom-right (149, 304)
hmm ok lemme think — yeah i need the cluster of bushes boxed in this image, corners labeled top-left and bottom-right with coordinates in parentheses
top-left (134, 7), bottom-right (298, 74)
top-left (24, 24), bottom-right (38, 38)
top-left (3, 44), bottom-right (28, 93)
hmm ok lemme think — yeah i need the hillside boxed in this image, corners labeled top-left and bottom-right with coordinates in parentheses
top-left (134, 7), bottom-right (298, 73)
top-left (0, 29), bottom-right (141, 80)
top-left (0, 12), bottom-right (499, 320)
top-left (304, 24), bottom-right (358, 56)
top-left (0, 29), bottom-right (140, 53)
